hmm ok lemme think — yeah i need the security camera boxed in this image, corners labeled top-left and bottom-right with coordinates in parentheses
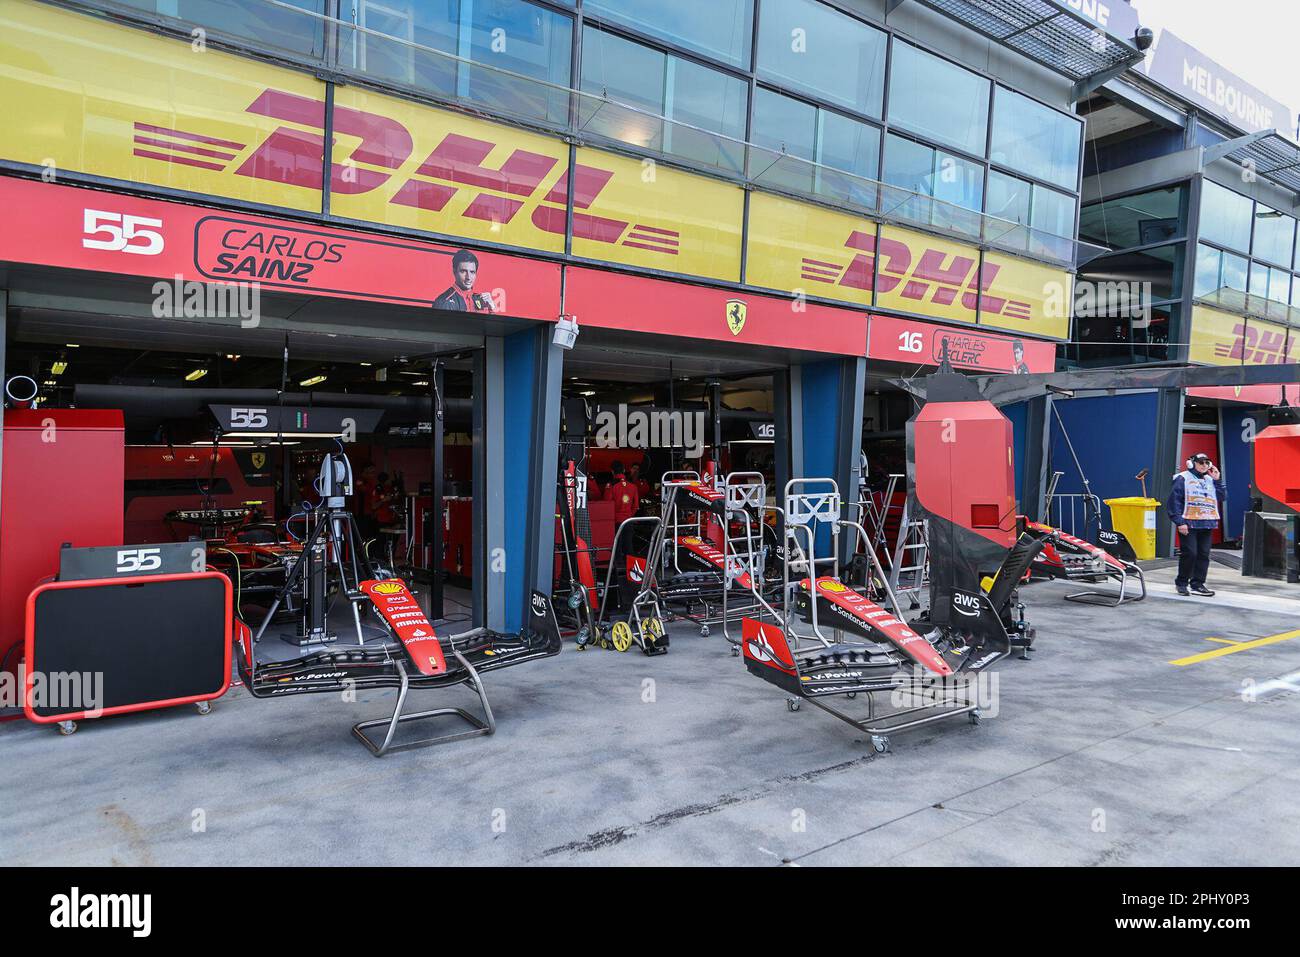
top-left (553, 314), bottom-right (579, 351)
top-left (1133, 27), bottom-right (1154, 52)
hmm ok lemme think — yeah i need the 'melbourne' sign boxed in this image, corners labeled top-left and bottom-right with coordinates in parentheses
top-left (1144, 30), bottom-right (1295, 136)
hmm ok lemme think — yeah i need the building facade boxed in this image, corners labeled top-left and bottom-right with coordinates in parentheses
top-left (0, 0), bottom-right (1174, 636)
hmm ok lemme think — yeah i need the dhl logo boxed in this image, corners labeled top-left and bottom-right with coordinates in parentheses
top-left (1213, 322), bottom-right (1292, 365)
top-left (801, 231), bottom-right (1033, 321)
top-left (135, 89), bottom-right (680, 256)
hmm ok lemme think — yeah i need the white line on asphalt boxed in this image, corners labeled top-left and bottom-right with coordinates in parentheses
top-left (1144, 581), bottom-right (1300, 615)
top-left (1252, 669), bottom-right (1300, 699)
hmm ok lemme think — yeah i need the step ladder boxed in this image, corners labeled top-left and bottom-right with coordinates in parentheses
top-left (871, 473), bottom-right (905, 568)
top-left (887, 497), bottom-right (929, 609)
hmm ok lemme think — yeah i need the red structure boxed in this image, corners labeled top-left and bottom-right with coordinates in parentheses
top-left (1, 410), bottom-right (125, 682)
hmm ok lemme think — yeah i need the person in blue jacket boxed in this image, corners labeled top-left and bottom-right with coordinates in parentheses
top-left (1165, 453), bottom-right (1226, 596)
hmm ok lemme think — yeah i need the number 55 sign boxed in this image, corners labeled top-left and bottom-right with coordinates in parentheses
top-left (83, 209), bottom-right (165, 255)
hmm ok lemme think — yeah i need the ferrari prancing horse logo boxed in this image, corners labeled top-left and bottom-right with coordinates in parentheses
top-left (251, 452), bottom-right (267, 469)
top-left (725, 299), bottom-right (747, 336)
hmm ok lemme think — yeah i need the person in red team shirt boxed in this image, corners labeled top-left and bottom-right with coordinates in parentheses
top-left (628, 458), bottom-right (652, 507)
top-left (607, 459), bottom-right (640, 526)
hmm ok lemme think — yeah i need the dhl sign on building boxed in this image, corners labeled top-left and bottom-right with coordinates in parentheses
top-left (744, 200), bottom-right (1071, 340)
top-left (1188, 304), bottom-right (1298, 367)
top-left (0, 0), bottom-right (1071, 345)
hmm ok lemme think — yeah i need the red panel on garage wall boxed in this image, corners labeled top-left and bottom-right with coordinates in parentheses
top-left (563, 265), bottom-right (867, 354)
top-left (867, 314), bottom-right (1055, 373)
top-left (1, 410), bottom-right (125, 686)
top-left (0, 175), bottom-right (562, 319)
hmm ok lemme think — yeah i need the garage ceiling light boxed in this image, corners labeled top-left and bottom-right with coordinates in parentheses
top-left (300, 374), bottom-right (327, 387)
top-left (226, 431), bottom-right (342, 440)
top-left (185, 368), bottom-right (208, 382)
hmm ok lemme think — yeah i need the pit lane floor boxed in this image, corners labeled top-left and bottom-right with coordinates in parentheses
top-left (2, 576), bottom-right (1298, 866)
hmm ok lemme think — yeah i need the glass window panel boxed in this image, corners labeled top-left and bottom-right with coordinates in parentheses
top-left (1194, 243), bottom-right (1222, 298)
top-left (462, 0), bottom-right (572, 125)
top-left (882, 134), bottom-right (982, 235)
top-left (1199, 180), bottom-right (1253, 252)
top-left (1077, 245), bottom-right (1181, 305)
top-left (580, 27), bottom-right (664, 113)
top-left (1249, 263), bottom-right (1268, 298)
top-left (933, 151), bottom-right (984, 215)
top-left (750, 88), bottom-right (817, 193)
top-left (665, 57), bottom-right (748, 173)
top-left (1078, 186), bottom-right (1185, 251)
top-left (816, 110), bottom-right (881, 207)
top-left (1252, 207), bottom-right (1296, 266)
top-left (986, 171), bottom-right (1030, 252)
top-left (1029, 185), bottom-right (1074, 260)
top-left (887, 41), bottom-right (989, 156)
top-left (818, 110), bottom-right (880, 181)
top-left (989, 87), bottom-right (1081, 190)
top-left (125, 0), bottom-right (329, 59)
top-left (1268, 267), bottom-right (1290, 310)
top-left (756, 0), bottom-right (886, 117)
top-left (751, 88), bottom-right (817, 159)
top-left (1222, 251), bottom-right (1248, 292)
top-left (579, 28), bottom-right (747, 173)
top-left (585, 0), bottom-right (753, 67)
top-left (342, 0), bottom-right (459, 94)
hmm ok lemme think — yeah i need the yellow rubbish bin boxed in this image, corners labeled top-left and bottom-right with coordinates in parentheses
top-left (1104, 497), bottom-right (1161, 560)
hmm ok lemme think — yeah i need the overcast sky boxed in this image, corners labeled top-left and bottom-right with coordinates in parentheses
top-left (1133, 0), bottom-right (1299, 126)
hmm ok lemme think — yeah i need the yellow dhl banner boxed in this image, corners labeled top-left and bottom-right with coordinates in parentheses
top-left (1, 1), bottom-right (743, 280)
top-left (875, 226), bottom-right (981, 325)
top-left (745, 200), bottom-right (1073, 338)
top-left (568, 147), bottom-right (743, 282)
top-left (1189, 305), bottom-right (1296, 366)
top-left (0, 0), bottom-right (326, 212)
top-left (329, 86), bottom-right (570, 254)
top-left (979, 250), bottom-right (1072, 339)
top-left (745, 193), bottom-right (874, 307)
top-left (329, 88), bottom-right (742, 277)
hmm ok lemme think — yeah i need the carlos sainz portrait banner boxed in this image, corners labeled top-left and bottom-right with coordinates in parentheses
top-left (0, 176), bottom-right (561, 320)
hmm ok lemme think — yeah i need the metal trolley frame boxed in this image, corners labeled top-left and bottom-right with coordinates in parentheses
top-left (742, 478), bottom-right (985, 752)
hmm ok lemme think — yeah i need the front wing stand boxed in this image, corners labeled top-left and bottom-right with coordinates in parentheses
top-left (790, 678), bottom-right (983, 753)
top-left (1062, 563), bottom-right (1146, 607)
top-left (351, 649), bottom-right (496, 757)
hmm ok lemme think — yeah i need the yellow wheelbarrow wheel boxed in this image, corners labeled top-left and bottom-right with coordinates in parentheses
top-left (609, 620), bottom-right (634, 653)
top-left (641, 616), bottom-right (665, 649)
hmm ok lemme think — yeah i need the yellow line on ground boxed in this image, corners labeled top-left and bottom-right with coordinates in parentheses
top-left (1170, 629), bottom-right (1300, 666)
top-left (1205, 637), bottom-right (1240, 645)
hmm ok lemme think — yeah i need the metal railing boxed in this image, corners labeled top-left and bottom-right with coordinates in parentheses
top-left (78, 0), bottom-right (1102, 269)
